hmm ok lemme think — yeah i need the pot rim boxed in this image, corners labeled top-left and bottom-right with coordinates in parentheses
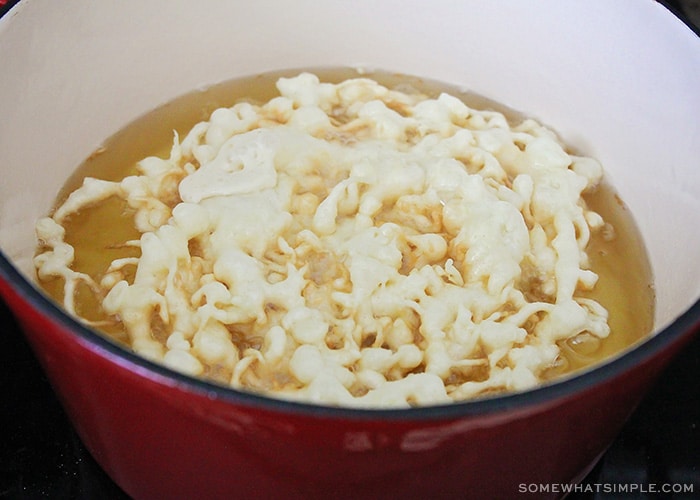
top-left (2, 252), bottom-right (699, 421)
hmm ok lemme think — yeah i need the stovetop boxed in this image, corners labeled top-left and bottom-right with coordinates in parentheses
top-left (1, 1), bottom-right (698, 498)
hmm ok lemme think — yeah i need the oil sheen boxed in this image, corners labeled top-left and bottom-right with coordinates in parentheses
top-left (38, 68), bottom-right (655, 384)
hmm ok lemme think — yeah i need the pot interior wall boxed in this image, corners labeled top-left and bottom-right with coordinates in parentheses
top-left (1, 0), bottom-right (699, 333)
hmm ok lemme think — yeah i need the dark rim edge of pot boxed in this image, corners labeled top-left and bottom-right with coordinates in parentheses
top-left (1, 251), bottom-right (699, 421)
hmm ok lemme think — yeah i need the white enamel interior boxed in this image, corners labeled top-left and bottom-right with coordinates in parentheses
top-left (1, 0), bottom-right (699, 334)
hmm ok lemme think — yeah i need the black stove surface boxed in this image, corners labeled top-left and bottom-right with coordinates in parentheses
top-left (1, 1), bottom-right (698, 498)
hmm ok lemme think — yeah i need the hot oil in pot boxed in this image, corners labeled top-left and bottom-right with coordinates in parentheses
top-left (37, 68), bottom-right (655, 393)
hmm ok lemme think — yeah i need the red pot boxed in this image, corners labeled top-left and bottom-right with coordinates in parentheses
top-left (2, 266), bottom-right (698, 499)
top-left (1, 1), bottom-right (699, 498)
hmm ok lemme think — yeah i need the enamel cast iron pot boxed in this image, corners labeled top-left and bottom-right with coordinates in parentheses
top-left (1, 1), bottom-right (699, 498)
